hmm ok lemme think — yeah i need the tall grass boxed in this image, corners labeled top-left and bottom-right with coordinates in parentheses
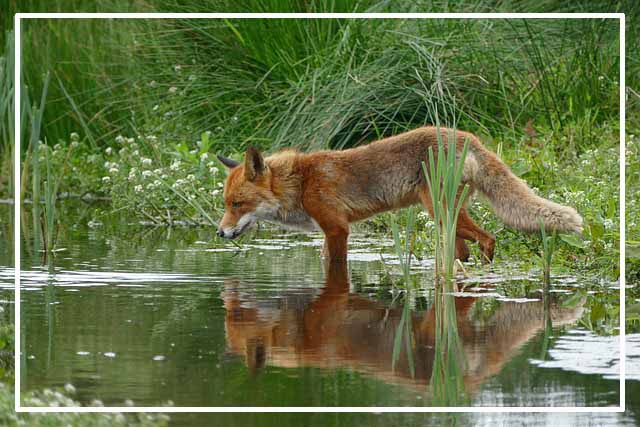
top-left (390, 206), bottom-right (417, 286)
top-left (3, 4), bottom-right (626, 160)
top-left (120, 12), bottom-right (623, 156)
top-left (423, 126), bottom-right (470, 281)
top-left (0, 31), bottom-right (16, 199)
top-left (539, 219), bottom-right (557, 287)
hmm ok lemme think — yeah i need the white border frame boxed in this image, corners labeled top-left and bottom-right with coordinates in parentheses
top-left (13, 12), bottom-right (626, 414)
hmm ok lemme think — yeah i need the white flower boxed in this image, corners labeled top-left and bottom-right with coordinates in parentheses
top-left (198, 187), bottom-right (205, 192)
top-left (153, 168), bottom-right (162, 174)
top-left (115, 135), bottom-right (125, 144)
top-left (105, 147), bottom-right (113, 155)
top-left (142, 158), bottom-right (152, 166)
top-left (142, 170), bottom-right (152, 178)
top-left (217, 182), bottom-right (223, 188)
top-left (212, 189), bottom-right (220, 196)
top-left (109, 167), bottom-right (119, 174)
top-left (132, 150), bottom-right (139, 157)
top-left (147, 135), bottom-right (157, 142)
top-left (154, 180), bottom-right (162, 186)
top-left (149, 80), bottom-right (157, 87)
top-left (168, 86), bottom-right (178, 94)
top-left (70, 141), bottom-right (79, 149)
top-left (70, 132), bottom-right (80, 142)
top-left (134, 185), bottom-right (143, 193)
top-left (104, 161), bottom-right (112, 169)
top-left (153, 104), bottom-right (159, 111)
top-left (102, 176), bottom-right (110, 183)
top-left (187, 174), bottom-right (195, 181)
top-left (200, 153), bottom-right (209, 161)
top-left (126, 137), bottom-right (135, 144)
top-left (170, 161), bottom-right (181, 171)
top-left (54, 143), bottom-right (61, 151)
top-left (209, 166), bottom-right (219, 174)
top-left (189, 149), bottom-right (197, 155)
top-left (174, 64), bottom-right (182, 72)
top-left (64, 383), bottom-right (76, 394)
top-left (161, 174), bottom-right (168, 179)
top-left (189, 194), bottom-right (196, 200)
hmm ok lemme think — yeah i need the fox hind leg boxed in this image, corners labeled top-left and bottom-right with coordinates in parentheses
top-left (455, 208), bottom-right (495, 263)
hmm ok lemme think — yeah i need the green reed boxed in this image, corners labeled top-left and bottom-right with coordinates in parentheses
top-left (390, 205), bottom-right (416, 286)
top-left (539, 219), bottom-right (557, 288)
top-left (422, 126), bottom-right (470, 282)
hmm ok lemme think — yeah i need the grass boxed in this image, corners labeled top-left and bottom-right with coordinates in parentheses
top-left (423, 125), bottom-right (470, 281)
top-left (0, 3), bottom-right (636, 276)
top-left (390, 206), bottom-right (417, 286)
top-left (539, 220), bottom-right (557, 287)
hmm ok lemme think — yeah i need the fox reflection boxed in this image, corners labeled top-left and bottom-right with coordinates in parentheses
top-left (222, 263), bottom-right (584, 391)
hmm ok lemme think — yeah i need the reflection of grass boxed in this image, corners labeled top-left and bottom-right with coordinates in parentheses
top-left (423, 125), bottom-right (470, 282)
top-left (430, 285), bottom-right (468, 406)
top-left (391, 293), bottom-right (415, 379)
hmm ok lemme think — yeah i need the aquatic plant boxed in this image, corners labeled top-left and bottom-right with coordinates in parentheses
top-left (390, 206), bottom-right (417, 286)
top-left (422, 125), bottom-right (470, 282)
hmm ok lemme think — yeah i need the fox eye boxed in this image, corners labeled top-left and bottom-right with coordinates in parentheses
top-left (231, 201), bottom-right (242, 209)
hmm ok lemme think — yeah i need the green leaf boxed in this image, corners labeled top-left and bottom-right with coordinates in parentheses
top-left (562, 291), bottom-right (585, 308)
top-left (559, 233), bottom-right (587, 249)
top-left (590, 303), bottom-right (605, 323)
top-left (627, 305), bottom-right (640, 322)
top-left (510, 160), bottom-right (531, 177)
top-left (626, 242), bottom-right (640, 260)
top-left (589, 222), bottom-right (605, 240)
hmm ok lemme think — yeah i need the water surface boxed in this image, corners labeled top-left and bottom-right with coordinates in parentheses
top-left (0, 204), bottom-right (638, 425)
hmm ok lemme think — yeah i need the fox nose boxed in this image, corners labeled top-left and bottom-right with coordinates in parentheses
top-left (216, 229), bottom-right (225, 238)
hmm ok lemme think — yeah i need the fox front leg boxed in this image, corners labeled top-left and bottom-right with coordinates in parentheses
top-left (322, 229), bottom-right (349, 264)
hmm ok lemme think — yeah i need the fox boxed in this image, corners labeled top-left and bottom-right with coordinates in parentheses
top-left (216, 126), bottom-right (583, 262)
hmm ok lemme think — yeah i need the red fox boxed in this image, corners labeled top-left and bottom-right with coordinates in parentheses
top-left (216, 126), bottom-right (582, 262)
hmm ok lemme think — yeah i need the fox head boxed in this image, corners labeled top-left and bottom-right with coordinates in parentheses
top-left (216, 147), bottom-right (280, 239)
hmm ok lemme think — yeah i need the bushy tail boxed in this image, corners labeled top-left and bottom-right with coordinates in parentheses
top-left (465, 140), bottom-right (583, 234)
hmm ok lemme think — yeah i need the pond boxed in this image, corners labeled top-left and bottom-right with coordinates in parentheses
top-left (0, 203), bottom-right (638, 425)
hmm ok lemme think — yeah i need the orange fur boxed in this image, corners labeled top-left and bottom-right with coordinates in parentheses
top-left (217, 126), bottom-right (582, 262)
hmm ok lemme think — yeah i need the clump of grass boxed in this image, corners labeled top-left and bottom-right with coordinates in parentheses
top-left (390, 206), bottom-right (417, 286)
top-left (422, 125), bottom-right (470, 282)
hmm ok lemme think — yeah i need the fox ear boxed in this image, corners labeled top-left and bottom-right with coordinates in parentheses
top-left (217, 154), bottom-right (240, 169)
top-left (244, 146), bottom-right (265, 181)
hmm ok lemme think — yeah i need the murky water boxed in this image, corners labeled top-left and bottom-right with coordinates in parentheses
top-left (0, 204), bottom-right (638, 425)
